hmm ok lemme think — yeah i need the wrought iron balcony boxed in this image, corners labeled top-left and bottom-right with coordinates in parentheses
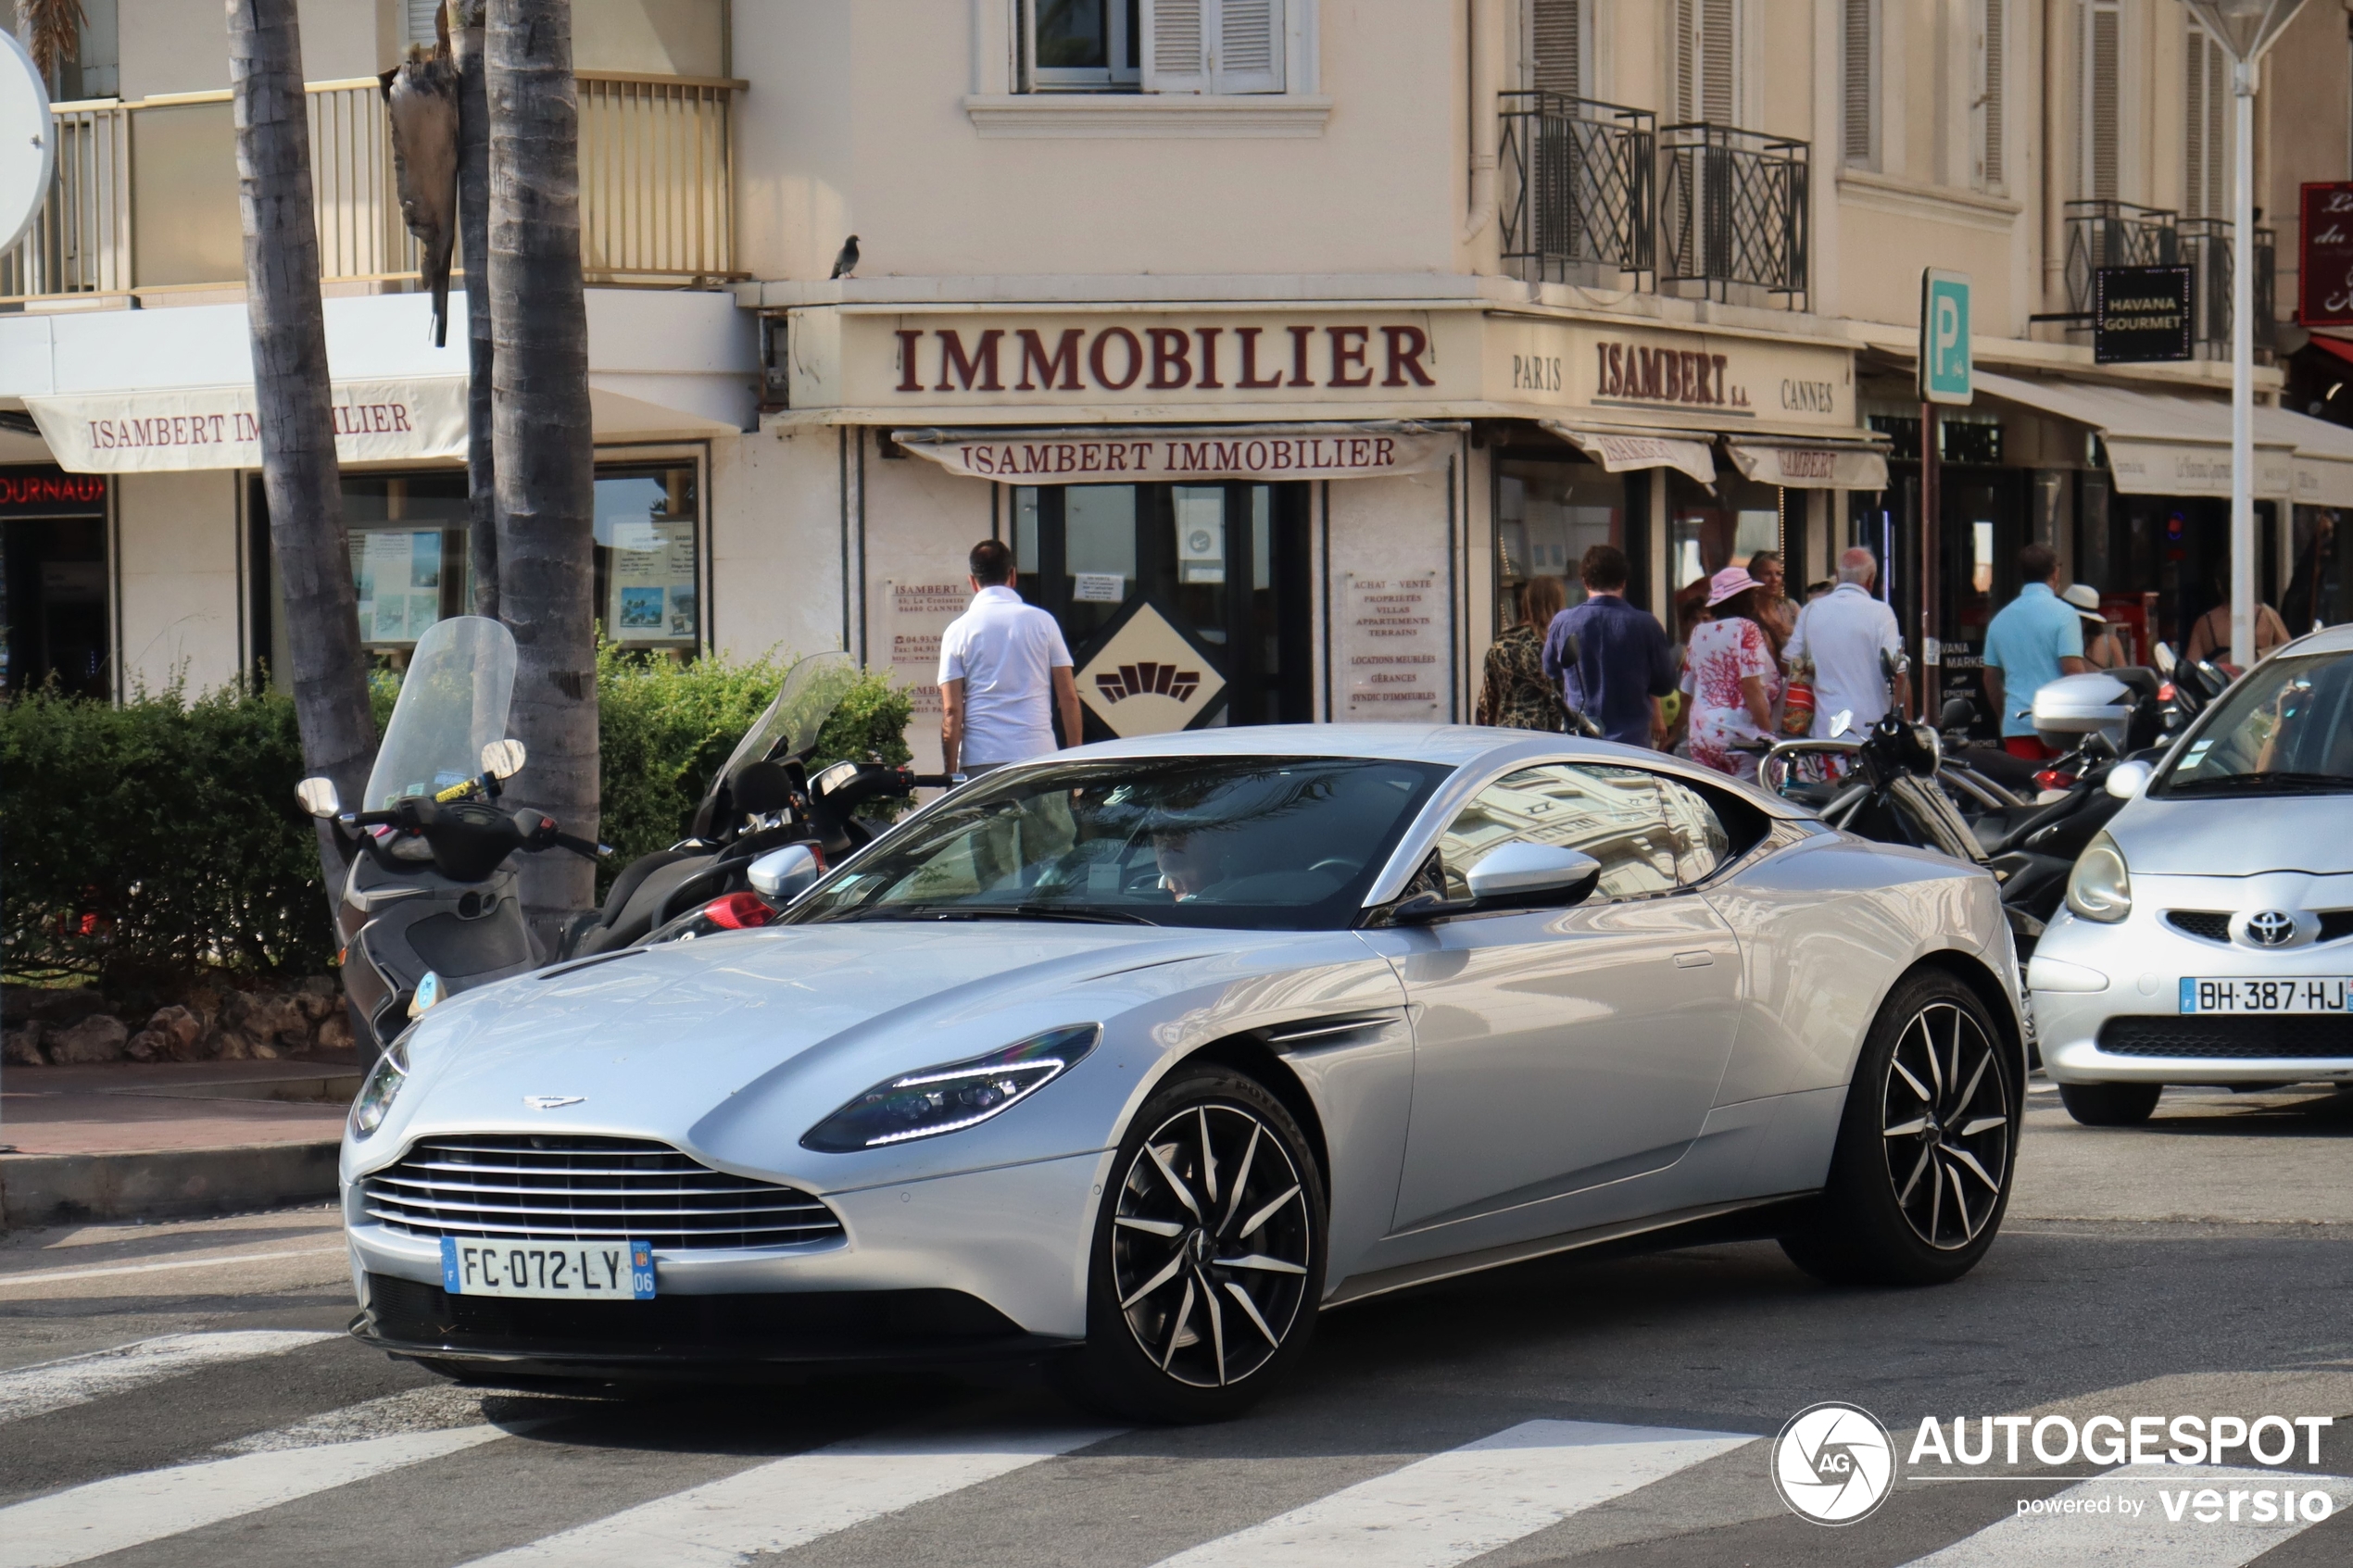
top-left (1656, 122), bottom-right (1809, 309)
top-left (2057, 201), bottom-right (2274, 358)
top-left (2176, 217), bottom-right (2278, 358)
top-left (2060, 199), bottom-right (2181, 320)
top-left (1497, 91), bottom-right (1655, 288)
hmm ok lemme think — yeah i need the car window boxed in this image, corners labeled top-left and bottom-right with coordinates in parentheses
top-left (1435, 763), bottom-right (1730, 903)
top-left (2156, 651), bottom-right (2353, 797)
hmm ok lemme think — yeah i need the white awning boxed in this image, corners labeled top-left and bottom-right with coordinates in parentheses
top-left (1723, 438), bottom-right (1890, 490)
top-left (1972, 369), bottom-right (2309, 502)
top-left (1539, 421), bottom-right (1715, 483)
top-left (890, 421), bottom-right (1459, 484)
top-left (25, 378), bottom-right (467, 473)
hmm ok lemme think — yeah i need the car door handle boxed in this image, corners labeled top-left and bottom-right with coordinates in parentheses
top-left (1672, 951), bottom-right (1714, 968)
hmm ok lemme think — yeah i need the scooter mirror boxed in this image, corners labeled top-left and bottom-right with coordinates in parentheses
top-left (749, 844), bottom-right (822, 904)
top-left (1881, 646), bottom-right (1911, 679)
top-left (1938, 696), bottom-right (1974, 730)
top-left (2151, 642), bottom-right (2177, 676)
top-left (2105, 759), bottom-right (2155, 800)
top-left (481, 738), bottom-right (527, 780)
top-left (295, 776), bottom-right (341, 819)
top-left (1829, 710), bottom-right (1854, 739)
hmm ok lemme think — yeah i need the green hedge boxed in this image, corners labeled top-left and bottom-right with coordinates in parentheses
top-left (2, 647), bottom-right (911, 1001)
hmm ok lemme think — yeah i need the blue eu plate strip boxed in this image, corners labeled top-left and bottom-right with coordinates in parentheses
top-left (2180, 978), bottom-right (2196, 1013)
top-left (630, 1240), bottom-right (657, 1300)
top-left (440, 1236), bottom-right (461, 1293)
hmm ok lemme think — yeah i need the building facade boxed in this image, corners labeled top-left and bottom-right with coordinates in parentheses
top-left (6, 0), bottom-right (2353, 744)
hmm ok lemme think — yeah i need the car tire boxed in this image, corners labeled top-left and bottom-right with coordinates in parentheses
top-left (2057, 1081), bottom-right (2162, 1126)
top-left (1780, 970), bottom-right (2020, 1288)
top-left (1058, 1064), bottom-right (1327, 1424)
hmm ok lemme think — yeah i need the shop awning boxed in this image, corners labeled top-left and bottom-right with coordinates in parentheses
top-left (1722, 437), bottom-right (1890, 490)
top-left (1972, 369), bottom-right (2307, 502)
top-left (24, 378), bottom-right (467, 473)
top-left (1538, 421), bottom-right (1715, 483)
top-left (888, 421), bottom-right (1460, 484)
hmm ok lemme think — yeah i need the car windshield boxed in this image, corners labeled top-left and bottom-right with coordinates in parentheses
top-left (2156, 651), bottom-right (2353, 797)
top-left (785, 755), bottom-right (1453, 931)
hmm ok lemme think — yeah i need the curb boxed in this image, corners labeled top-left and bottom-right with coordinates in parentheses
top-left (0, 1141), bottom-right (341, 1230)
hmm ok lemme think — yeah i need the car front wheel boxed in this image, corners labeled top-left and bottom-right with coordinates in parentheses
top-left (1062, 1065), bottom-right (1327, 1424)
top-left (2057, 1080), bottom-right (2162, 1126)
top-left (1781, 971), bottom-right (2020, 1287)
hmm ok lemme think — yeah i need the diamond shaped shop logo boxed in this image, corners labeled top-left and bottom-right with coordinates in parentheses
top-left (1095, 662), bottom-right (1202, 704)
top-left (1074, 601), bottom-right (1226, 738)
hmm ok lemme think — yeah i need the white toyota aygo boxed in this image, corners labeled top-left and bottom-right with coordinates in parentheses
top-left (2032, 624), bottom-right (2353, 1124)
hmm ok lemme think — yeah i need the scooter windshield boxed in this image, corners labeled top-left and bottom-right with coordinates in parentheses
top-left (364, 616), bottom-right (520, 809)
top-left (701, 651), bottom-right (859, 810)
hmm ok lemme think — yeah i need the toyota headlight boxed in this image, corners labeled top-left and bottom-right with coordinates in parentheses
top-left (350, 1035), bottom-right (411, 1138)
top-left (2065, 832), bottom-right (2133, 923)
top-left (801, 1025), bottom-right (1100, 1152)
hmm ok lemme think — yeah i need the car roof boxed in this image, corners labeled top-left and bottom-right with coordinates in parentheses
top-left (2280, 623), bottom-right (2353, 658)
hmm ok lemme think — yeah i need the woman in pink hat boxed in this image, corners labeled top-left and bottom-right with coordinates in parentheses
top-left (1680, 565), bottom-right (1782, 780)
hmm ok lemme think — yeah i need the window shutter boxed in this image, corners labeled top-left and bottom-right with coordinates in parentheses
top-left (1211, 0), bottom-right (1285, 94)
top-left (405, 0), bottom-right (442, 48)
top-left (1842, 0), bottom-right (1875, 166)
top-left (2184, 26), bottom-right (2226, 217)
top-left (1141, 0), bottom-right (1210, 94)
top-left (1531, 0), bottom-right (1584, 99)
top-left (2085, 1), bottom-right (2119, 201)
top-left (1674, 0), bottom-right (1697, 121)
top-left (1975, 0), bottom-right (2006, 191)
top-left (1700, 0), bottom-right (1736, 125)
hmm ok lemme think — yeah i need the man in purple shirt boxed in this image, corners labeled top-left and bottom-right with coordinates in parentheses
top-left (1541, 545), bottom-right (1676, 748)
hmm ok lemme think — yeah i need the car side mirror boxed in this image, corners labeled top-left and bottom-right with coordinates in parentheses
top-left (749, 844), bottom-right (822, 904)
top-left (481, 738), bottom-right (527, 780)
top-left (296, 777), bottom-right (341, 819)
top-left (1829, 709), bottom-right (1854, 739)
top-left (2105, 759), bottom-right (2155, 800)
top-left (1466, 843), bottom-right (1603, 906)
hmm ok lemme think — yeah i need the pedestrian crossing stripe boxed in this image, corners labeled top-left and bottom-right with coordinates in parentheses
top-left (0, 1331), bottom-right (338, 1425)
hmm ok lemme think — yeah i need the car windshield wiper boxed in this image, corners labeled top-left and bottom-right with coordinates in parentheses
top-left (845, 903), bottom-right (1161, 926)
top-left (2163, 771), bottom-right (2353, 797)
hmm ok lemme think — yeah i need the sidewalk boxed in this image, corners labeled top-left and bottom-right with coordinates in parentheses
top-left (0, 1059), bottom-right (358, 1229)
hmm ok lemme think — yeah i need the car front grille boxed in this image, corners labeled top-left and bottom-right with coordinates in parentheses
top-left (2320, 911), bottom-right (2353, 944)
top-left (2095, 1016), bottom-right (2353, 1060)
top-left (362, 1135), bottom-right (844, 1251)
top-left (2165, 910), bottom-right (2232, 943)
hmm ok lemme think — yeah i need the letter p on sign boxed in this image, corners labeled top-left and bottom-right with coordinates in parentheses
top-left (1920, 270), bottom-right (1973, 405)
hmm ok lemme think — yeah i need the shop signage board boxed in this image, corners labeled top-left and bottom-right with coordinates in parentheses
top-left (891, 423), bottom-right (1454, 484)
top-left (1340, 573), bottom-right (1446, 721)
top-left (885, 579), bottom-right (969, 771)
top-left (26, 379), bottom-right (468, 472)
top-left (0, 468), bottom-right (106, 517)
top-left (2300, 182), bottom-right (2353, 328)
top-left (1919, 271), bottom-right (1973, 405)
top-left (2092, 266), bottom-right (2194, 364)
top-left (1074, 599), bottom-right (1227, 738)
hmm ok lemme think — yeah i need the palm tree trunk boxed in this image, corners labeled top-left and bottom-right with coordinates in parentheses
top-left (453, 0), bottom-right (497, 617)
top-left (226, 0), bottom-right (374, 895)
top-left (487, 0), bottom-right (598, 938)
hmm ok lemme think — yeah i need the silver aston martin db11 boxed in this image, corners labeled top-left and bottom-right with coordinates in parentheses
top-left (342, 726), bottom-right (2024, 1421)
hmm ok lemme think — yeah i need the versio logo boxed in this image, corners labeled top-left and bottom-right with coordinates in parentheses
top-left (1773, 1402), bottom-right (1895, 1525)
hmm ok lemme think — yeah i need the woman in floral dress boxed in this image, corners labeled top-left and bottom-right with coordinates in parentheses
top-left (1681, 566), bottom-right (1782, 780)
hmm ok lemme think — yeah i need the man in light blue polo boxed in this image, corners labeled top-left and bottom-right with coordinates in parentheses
top-left (1981, 543), bottom-right (2088, 760)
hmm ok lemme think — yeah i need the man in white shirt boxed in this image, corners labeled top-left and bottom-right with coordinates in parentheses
top-left (1785, 547), bottom-right (1908, 736)
top-left (937, 539), bottom-right (1083, 772)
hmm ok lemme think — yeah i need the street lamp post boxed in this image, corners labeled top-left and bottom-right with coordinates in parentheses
top-left (2178, 0), bottom-right (2308, 669)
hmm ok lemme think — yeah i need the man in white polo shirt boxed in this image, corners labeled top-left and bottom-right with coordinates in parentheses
top-left (938, 538), bottom-right (1082, 773)
top-left (1785, 546), bottom-right (1907, 735)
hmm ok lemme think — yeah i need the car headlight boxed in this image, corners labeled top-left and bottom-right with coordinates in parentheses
top-left (2065, 832), bottom-right (2133, 923)
top-left (350, 1035), bottom-right (411, 1138)
top-left (800, 1024), bottom-right (1100, 1153)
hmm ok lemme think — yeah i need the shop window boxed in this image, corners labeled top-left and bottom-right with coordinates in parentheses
top-left (0, 469), bottom-right (110, 699)
top-left (346, 473), bottom-right (470, 650)
top-left (593, 464), bottom-right (702, 650)
top-left (1495, 456), bottom-right (1627, 632)
top-left (1667, 471), bottom-right (1781, 599)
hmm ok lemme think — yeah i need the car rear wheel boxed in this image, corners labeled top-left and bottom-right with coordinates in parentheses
top-left (1780, 971), bottom-right (2019, 1287)
top-left (2057, 1081), bottom-right (2162, 1126)
top-left (1060, 1065), bottom-right (1327, 1424)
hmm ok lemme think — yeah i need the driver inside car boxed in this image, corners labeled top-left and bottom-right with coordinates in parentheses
top-left (1152, 830), bottom-right (1227, 902)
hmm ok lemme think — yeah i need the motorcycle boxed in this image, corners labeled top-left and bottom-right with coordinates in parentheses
top-left (293, 617), bottom-right (600, 1055)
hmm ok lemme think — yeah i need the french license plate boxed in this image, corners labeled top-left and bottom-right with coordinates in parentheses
top-left (439, 1237), bottom-right (655, 1300)
top-left (2179, 978), bottom-right (2353, 1015)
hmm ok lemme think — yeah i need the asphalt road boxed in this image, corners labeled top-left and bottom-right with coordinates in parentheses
top-left (5, 1078), bottom-right (2352, 1568)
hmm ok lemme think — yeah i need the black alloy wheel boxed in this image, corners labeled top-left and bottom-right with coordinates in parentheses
top-left (1063, 1066), bottom-right (1326, 1422)
top-left (1781, 971), bottom-right (2020, 1287)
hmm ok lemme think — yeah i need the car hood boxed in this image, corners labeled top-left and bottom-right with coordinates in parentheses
top-left (2113, 793), bottom-right (2353, 876)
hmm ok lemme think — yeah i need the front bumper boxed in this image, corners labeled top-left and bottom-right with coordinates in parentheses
top-left (343, 1143), bottom-right (1112, 1371)
top-left (2031, 901), bottom-right (2353, 1085)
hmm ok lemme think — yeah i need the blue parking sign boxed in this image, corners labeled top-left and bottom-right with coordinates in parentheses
top-left (1919, 270), bottom-right (1972, 406)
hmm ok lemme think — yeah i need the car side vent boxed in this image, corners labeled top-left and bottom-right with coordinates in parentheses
top-left (2318, 911), bottom-right (2353, 945)
top-left (1263, 1011), bottom-right (1403, 1051)
top-left (2165, 910), bottom-right (2232, 943)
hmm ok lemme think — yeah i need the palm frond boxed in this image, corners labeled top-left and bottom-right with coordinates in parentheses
top-left (16, 0), bottom-right (84, 79)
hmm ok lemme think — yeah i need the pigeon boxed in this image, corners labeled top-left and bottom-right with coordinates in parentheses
top-left (380, 5), bottom-right (460, 347)
top-left (830, 235), bottom-right (861, 280)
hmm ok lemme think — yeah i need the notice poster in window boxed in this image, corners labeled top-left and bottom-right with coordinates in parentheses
top-left (606, 519), bottom-right (698, 643)
top-left (1341, 572), bottom-right (1446, 721)
top-left (886, 579), bottom-right (970, 773)
top-left (352, 529), bottom-right (440, 644)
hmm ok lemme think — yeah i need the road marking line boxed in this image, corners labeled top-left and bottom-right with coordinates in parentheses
top-left (1149, 1419), bottom-right (1756, 1568)
top-left (0, 1330), bottom-right (340, 1424)
top-left (1899, 1465), bottom-right (2353, 1567)
top-left (457, 1424), bottom-right (1124, 1567)
top-left (0, 1244), bottom-right (346, 1288)
top-left (0, 1424), bottom-right (504, 1568)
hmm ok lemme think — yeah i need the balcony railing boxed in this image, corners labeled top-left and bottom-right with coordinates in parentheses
top-left (1497, 90), bottom-right (1654, 287)
top-left (0, 70), bottom-right (740, 307)
top-left (2061, 200), bottom-right (2275, 359)
top-left (1656, 122), bottom-right (1808, 309)
top-left (2176, 217), bottom-right (2277, 358)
